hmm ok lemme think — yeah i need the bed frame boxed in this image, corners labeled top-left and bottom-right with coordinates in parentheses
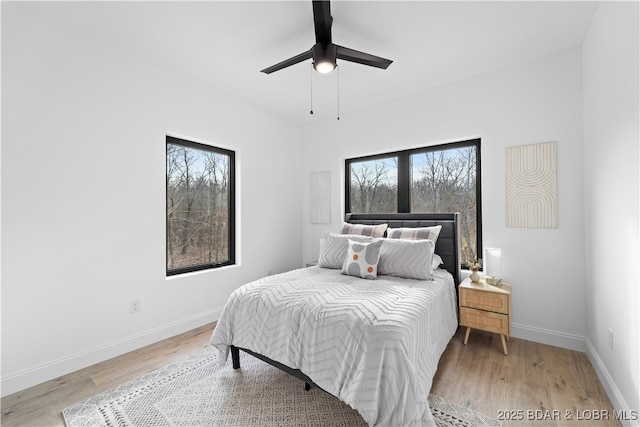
top-left (230, 212), bottom-right (461, 391)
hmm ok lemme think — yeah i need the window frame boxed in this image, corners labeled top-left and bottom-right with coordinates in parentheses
top-left (345, 138), bottom-right (482, 267)
top-left (166, 135), bottom-right (236, 276)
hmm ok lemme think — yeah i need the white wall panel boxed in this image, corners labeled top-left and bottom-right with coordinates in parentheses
top-left (583, 2), bottom-right (639, 420)
top-left (1, 3), bottom-right (303, 395)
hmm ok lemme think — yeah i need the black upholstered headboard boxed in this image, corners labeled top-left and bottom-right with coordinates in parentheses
top-left (345, 213), bottom-right (461, 287)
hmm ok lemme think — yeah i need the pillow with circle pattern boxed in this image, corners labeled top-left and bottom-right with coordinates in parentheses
top-left (341, 239), bottom-right (383, 280)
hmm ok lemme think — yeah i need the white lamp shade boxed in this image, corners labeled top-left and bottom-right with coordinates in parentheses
top-left (484, 247), bottom-right (502, 278)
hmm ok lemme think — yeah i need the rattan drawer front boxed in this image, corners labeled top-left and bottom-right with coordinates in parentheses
top-left (460, 288), bottom-right (509, 314)
top-left (460, 307), bottom-right (510, 336)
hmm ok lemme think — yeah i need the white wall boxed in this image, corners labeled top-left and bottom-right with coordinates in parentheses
top-left (1, 3), bottom-right (303, 395)
top-left (301, 49), bottom-right (587, 350)
top-left (583, 2), bottom-right (639, 420)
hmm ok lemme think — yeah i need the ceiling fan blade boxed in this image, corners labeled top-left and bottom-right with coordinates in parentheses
top-left (312, 1), bottom-right (332, 43)
top-left (335, 45), bottom-right (393, 70)
top-left (260, 49), bottom-right (313, 74)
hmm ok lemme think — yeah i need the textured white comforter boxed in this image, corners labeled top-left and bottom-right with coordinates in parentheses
top-left (210, 266), bottom-right (458, 426)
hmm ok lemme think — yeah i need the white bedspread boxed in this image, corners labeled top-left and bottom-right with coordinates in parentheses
top-left (210, 266), bottom-right (458, 427)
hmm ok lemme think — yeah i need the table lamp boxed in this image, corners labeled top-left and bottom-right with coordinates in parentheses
top-left (484, 247), bottom-right (502, 286)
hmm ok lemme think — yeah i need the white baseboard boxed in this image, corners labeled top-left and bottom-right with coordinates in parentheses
top-left (1, 307), bottom-right (223, 397)
top-left (585, 339), bottom-right (640, 427)
top-left (512, 322), bottom-right (587, 352)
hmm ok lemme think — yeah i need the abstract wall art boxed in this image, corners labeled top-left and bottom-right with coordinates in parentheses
top-left (506, 141), bottom-right (557, 228)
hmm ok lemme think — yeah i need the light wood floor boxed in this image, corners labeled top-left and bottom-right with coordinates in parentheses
top-left (2, 324), bottom-right (619, 427)
top-left (432, 329), bottom-right (619, 427)
top-left (1, 323), bottom-right (214, 427)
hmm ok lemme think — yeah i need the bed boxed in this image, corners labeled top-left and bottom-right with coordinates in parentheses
top-left (210, 213), bottom-right (461, 426)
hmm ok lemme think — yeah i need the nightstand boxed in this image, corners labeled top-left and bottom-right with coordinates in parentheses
top-left (459, 278), bottom-right (512, 355)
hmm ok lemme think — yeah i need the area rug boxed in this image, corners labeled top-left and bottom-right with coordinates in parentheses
top-left (63, 346), bottom-right (500, 427)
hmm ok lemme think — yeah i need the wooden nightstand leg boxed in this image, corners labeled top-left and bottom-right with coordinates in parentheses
top-left (463, 327), bottom-right (471, 345)
top-left (500, 335), bottom-right (508, 355)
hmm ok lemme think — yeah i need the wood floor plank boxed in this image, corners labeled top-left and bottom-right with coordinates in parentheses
top-left (2, 324), bottom-right (620, 427)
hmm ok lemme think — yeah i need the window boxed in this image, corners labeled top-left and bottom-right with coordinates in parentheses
top-left (166, 136), bottom-right (235, 275)
top-left (345, 139), bottom-right (481, 267)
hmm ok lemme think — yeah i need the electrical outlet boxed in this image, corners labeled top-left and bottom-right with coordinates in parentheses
top-left (608, 328), bottom-right (613, 350)
top-left (130, 300), bottom-right (141, 314)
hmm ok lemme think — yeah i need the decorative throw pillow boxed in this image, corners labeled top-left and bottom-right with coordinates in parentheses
top-left (378, 238), bottom-right (434, 280)
top-left (318, 232), bottom-right (376, 269)
top-left (341, 239), bottom-right (383, 280)
top-left (387, 225), bottom-right (442, 246)
top-left (340, 222), bottom-right (388, 238)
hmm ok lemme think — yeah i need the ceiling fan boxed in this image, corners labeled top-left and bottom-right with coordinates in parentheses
top-left (261, 0), bottom-right (393, 75)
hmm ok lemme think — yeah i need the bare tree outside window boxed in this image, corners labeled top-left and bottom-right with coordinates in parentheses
top-left (166, 137), bottom-right (235, 275)
top-left (411, 146), bottom-right (478, 265)
top-left (349, 157), bottom-right (398, 213)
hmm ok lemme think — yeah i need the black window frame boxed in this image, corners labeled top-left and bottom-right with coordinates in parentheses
top-left (345, 138), bottom-right (482, 267)
top-left (166, 135), bottom-right (236, 276)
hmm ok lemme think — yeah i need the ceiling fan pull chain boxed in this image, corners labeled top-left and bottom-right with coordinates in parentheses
top-left (336, 64), bottom-right (340, 120)
top-left (310, 64), bottom-right (314, 115)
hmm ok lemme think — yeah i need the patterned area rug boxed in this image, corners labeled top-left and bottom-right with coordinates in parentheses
top-left (63, 346), bottom-right (500, 427)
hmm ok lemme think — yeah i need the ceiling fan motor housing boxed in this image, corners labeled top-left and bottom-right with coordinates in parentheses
top-left (312, 43), bottom-right (337, 73)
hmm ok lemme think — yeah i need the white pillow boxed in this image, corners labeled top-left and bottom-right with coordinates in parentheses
top-left (341, 239), bottom-right (383, 280)
top-left (432, 253), bottom-right (444, 270)
top-left (318, 232), bottom-right (376, 269)
top-left (378, 238), bottom-right (434, 280)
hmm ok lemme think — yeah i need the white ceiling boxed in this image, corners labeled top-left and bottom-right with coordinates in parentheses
top-left (19, 1), bottom-right (598, 123)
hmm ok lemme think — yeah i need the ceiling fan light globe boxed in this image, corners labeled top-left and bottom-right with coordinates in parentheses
top-left (314, 60), bottom-right (335, 74)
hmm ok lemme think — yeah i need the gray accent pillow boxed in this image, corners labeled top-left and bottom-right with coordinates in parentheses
top-left (387, 225), bottom-right (442, 246)
top-left (340, 222), bottom-right (388, 238)
top-left (318, 232), bottom-right (376, 269)
top-left (378, 238), bottom-right (435, 280)
top-left (341, 239), bottom-right (384, 280)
